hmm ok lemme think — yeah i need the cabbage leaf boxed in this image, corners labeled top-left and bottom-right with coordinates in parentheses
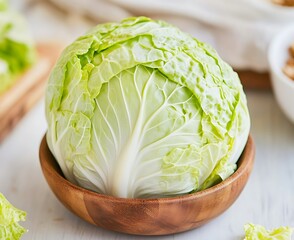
top-left (244, 223), bottom-right (293, 240)
top-left (0, 193), bottom-right (27, 240)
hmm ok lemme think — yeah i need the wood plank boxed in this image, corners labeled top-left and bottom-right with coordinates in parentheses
top-left (236, 70), bottom-right (272, 90)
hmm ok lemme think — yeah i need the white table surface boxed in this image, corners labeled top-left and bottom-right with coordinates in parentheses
top-left (1, 90), bottom-right (294, 240)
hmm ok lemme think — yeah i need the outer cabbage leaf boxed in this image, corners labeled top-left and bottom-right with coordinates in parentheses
top-left (0, 193), bottom-right (27, 240)
top-left (0, 1), bottom-right (35, 94)
top-left (244, 223), bottom-right (293, 240)
top-left (46, 17), bottom-right (250, 198)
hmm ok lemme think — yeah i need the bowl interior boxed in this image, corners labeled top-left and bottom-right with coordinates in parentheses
top-left (40, 134), bottom-right (255, 235)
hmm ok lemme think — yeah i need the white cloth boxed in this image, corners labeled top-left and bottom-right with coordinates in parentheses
top-left (112, 0), bottom-right (294, 71)
top-left (17, 0), bottom-right (294, 71)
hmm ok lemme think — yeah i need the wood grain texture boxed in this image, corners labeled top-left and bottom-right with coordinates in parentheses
top-left (236, 70), bottom-right (271, 90)
top-left (39, 135), bottom-right (255, 236)
top-left (0, 43), bottom-right (63, 142)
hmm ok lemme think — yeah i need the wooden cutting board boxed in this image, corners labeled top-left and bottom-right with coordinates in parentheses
top-left (0, 43), bottom-right (63, 142)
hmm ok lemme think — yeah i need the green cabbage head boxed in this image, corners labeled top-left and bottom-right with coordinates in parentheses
top-left (0, 0), bottom-right (36, 94)
top-left (45, 17), bottom-right (250, 198)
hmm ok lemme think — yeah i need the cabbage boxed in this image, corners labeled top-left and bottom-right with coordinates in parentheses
top-left (45, 17), bottom-right (250, 198)
top-left (244, 223), bottom-right (293, 240)
top-left (0, 193), bottom-right (27, 239)
top-left (0, 0), bottom-right (36, 94)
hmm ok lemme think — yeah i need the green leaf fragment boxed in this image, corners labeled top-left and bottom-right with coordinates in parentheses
top-left (244, 223), bottom-right (293, 240)
top-left (0, 193), bottom-right (27, 240)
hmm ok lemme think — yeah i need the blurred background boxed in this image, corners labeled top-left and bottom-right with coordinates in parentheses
top-left (9, 0), bottom-right (294, 73)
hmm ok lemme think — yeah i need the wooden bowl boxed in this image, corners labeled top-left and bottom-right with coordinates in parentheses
top-left (39, 134), bottom-right (255, 236)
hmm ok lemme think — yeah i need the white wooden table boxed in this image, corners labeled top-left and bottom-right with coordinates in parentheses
top-left (1, 90), bottom-right (294, 240)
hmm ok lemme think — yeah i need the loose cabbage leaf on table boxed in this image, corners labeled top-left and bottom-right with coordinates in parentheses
top-left (0, 193), bottom-right (27, 240)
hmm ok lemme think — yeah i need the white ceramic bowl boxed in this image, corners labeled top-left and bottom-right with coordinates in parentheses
top-left (268, 25), bottom-right (294, 123)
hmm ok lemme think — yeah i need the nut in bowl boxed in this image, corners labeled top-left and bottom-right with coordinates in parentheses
top-left (268, 25), bottom-right (294, 123)
top-left (39, 134), bottom-right (255, 235)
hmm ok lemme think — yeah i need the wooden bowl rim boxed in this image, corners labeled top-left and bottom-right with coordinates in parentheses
top-left (40, 134), bottom-right (255, 204)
